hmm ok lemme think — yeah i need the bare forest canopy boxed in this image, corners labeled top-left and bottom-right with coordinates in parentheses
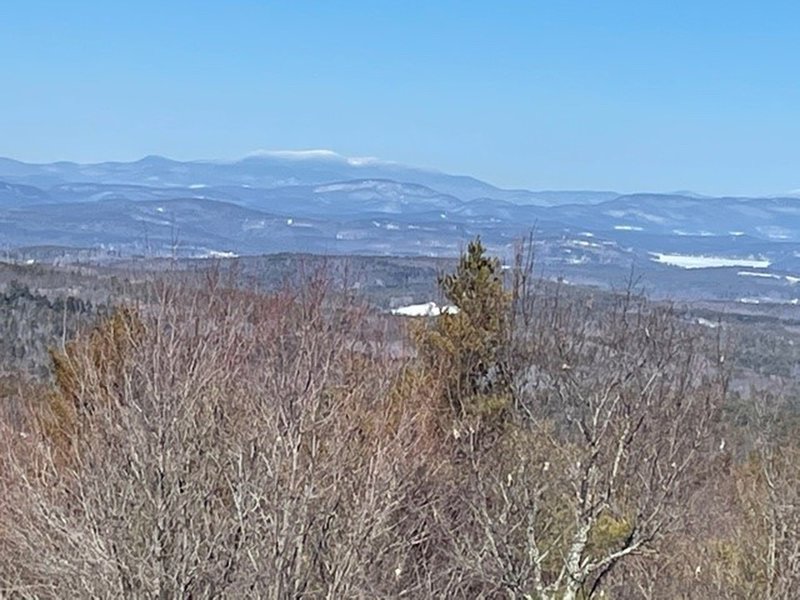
top-left (0, 241), bottom-right (799, 598)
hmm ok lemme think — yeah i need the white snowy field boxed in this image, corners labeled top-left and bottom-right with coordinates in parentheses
top-left (390, 302), bottom-right (460, 317)
top-left (650, 253), bottom-right (771, 269)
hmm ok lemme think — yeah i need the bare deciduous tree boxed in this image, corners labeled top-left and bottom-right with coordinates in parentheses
top-left (431, 248), bottom-right (728, 598)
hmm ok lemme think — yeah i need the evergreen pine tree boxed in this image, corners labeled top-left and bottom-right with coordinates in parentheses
top-left (416, 237), bottom-right (512, 422)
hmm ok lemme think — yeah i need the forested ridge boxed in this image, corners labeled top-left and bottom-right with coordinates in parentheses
top-left (0, 241), bottom-right (799, 598)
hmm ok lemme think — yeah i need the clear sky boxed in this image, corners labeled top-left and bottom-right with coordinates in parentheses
top-left (2, 1), bottom-right (799, 196)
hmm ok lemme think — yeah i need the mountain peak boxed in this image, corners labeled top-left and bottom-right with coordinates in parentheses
top-left (242, 149), bottom-right (382, 166)
top-left (135, 155), bottom-right (174, 165)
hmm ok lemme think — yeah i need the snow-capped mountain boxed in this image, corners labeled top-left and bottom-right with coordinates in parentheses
top-left (0, 151), bottom-right (616, 206)
top-left (1, 152), bottom-right (800, 302)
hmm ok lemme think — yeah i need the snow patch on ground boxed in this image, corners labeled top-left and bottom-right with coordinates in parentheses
top-left (697, 318), bottom-right (720, 328)
top-left (651, 253), bottom-right (771, 269)
top-left (279, 218), bottom-right (312, 228)
top-left (390, 302), bottom-right (460, 317)
top-left (132, 215), bottom-right (171, 226)
top-left (674, 230), bottom-right (715, 237)
top-left (243, 219), bottom-right (266, 230)
top-left (737, 297), bottom-right (799, 306)
top-left (607, 210), bottom-right (666, 224)
top-left (565, 256), bottom-right (589, 265)
top-left (569, 239), bottom-right (601, 248)
top-left (738, 271), bottom-right (781, 279)
top-left (757, 226), bottom-right (792, 240)
top-left (317, 182), bottom-right (369, 193)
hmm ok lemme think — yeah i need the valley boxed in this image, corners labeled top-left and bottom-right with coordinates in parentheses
top-left (2, 152), bottom-right (800, 306)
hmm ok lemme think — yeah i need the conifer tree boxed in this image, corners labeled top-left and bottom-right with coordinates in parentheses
top-left (416, 237), bottom-right (511, 421)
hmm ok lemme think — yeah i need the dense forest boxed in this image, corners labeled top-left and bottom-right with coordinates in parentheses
top-left (0, 241), bottom-right (799, 598)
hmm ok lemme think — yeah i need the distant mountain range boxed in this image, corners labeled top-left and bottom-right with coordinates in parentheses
top-left (0, 151), bottom-right (619, 206)
top-left (2, 151), bottom-right (799, 303)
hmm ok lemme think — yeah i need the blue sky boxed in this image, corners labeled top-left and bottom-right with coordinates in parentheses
top-left (2, 1), bottom-right (799, 195)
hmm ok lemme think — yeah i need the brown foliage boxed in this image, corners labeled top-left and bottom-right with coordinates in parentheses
top-left (0, 245), bottom-right (797, 598)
